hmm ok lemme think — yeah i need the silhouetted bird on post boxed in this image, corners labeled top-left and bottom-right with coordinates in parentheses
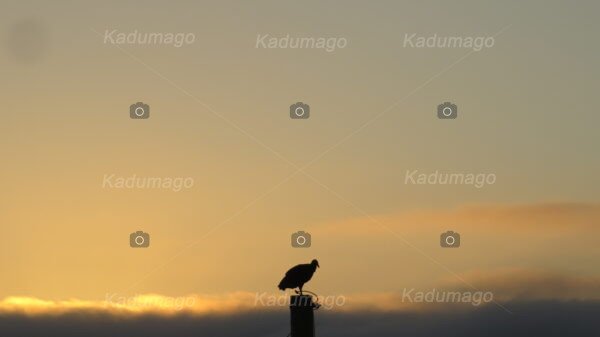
top-left (278, 259), bottom-right (319, 295)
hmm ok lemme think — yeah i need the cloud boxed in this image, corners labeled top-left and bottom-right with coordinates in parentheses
top-left (339, 268), bottom-right (600, 313)
top-left (0, 292), bottom-right (267, 317)
top-left (2, 268), bottom-right (599, 317)
top-left (441, 268), bottom-right (600, 302)
top-left (0, 301), bottom-right (599, 337)
top-left (2, 268), bottom-right (600, 335)
top-left (311, 202), bottom-right (600, 237)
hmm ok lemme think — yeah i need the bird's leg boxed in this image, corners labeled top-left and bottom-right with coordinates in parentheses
top-left (299, 285), bottom-right (303, 295)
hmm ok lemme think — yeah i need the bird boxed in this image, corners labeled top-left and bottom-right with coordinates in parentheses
top-left (278, 259), bottom-right (319, 295)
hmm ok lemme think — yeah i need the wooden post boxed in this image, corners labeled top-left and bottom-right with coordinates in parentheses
top-left (290, 295), bottom-right (315, 337)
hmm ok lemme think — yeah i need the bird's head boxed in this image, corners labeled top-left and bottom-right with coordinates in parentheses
top-left (311, 259), bottom-right (320, 268)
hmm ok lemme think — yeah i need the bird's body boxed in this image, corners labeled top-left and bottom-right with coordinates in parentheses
top-left (278, 259), bottom-right (319, 294)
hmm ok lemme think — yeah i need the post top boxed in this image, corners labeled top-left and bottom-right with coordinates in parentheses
top-left (289, 295), bottom-right (315, 308)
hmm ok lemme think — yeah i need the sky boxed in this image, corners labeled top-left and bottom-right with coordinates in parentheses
top-left (1, 0), bottom-right (599, 336)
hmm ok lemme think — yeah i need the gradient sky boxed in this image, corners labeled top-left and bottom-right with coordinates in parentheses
top-left (1, 1), bottom-right (599, 327)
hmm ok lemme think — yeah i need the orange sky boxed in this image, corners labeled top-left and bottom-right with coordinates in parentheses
top-left (1, 1), bottom-right (599, 318)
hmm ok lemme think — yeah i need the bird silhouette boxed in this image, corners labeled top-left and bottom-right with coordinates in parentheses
top-left (278, 259), bottom-right (319, 295)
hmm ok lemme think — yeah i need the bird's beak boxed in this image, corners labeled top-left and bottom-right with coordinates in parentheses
top-left (317, 263), bottom-right (320, 268)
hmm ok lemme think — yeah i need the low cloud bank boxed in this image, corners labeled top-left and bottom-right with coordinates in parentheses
top-left (0, 300), bottom-right (598, 337)
top-left (3, 268), bottom-right (599, 316)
